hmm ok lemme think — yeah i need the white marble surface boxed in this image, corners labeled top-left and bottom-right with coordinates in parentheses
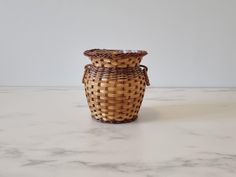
top-left (0, 87), bottom-right (236, 177)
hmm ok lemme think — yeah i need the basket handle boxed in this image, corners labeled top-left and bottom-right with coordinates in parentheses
top-left (82, 64), bottom-right (92, 84)
top-left (140, 65), bottom-right (150, 86)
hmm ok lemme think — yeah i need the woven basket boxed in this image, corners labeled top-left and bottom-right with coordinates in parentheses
top-left (83, 49), bottom-right (149, 123)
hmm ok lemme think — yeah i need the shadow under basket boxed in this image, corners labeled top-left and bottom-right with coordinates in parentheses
top-left (83, 49), bottom-right (150, 123)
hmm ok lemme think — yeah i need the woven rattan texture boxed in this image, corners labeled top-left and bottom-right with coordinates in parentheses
top-left (91, 57), bottom-right (142, 68)
top-left (84, 49), bottom-right (147, 60)
top-left (83, 49), bottom-right (149, 123)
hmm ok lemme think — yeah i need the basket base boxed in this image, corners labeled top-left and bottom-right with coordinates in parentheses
top-left (91, 115), bottom-right (138, 124)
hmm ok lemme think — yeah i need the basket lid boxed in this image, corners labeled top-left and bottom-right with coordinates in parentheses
top-left (84, 49), bottom-right (147, 59)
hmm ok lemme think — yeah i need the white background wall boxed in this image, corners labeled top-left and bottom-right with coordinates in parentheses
top-left (0, 0), bottom-right (236, 87)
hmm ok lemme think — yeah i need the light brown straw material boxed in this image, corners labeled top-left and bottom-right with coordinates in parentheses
top-left (83, 49), bottom-right (149, 123)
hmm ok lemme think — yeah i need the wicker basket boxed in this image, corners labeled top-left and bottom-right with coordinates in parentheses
top-left (83, 49), bottom-right (149, 123)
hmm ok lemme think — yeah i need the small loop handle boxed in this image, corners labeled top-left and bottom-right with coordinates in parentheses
top-left (140, 65), bottom-right (150, 86)
top-left (82, 64), bottom-right (92, 84)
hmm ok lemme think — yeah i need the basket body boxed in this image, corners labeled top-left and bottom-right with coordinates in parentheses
top-left (83, 49), bottom-right (149, 123)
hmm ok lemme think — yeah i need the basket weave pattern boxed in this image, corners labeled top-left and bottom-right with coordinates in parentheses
top-left (91, 56), bottom-right (142, 68)
top-left (83, 49), bottom-right (149, 123)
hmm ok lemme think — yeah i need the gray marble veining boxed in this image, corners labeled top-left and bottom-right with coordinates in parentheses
top-left (0, 87), bottom-right (236, 177)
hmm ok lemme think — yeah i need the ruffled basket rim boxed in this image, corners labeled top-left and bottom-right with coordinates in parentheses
top-left (84, 49), bottom-right (148, 59)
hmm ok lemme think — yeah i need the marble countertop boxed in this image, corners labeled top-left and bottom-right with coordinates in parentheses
top-left (0, 87), bottom-right (236, 177)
